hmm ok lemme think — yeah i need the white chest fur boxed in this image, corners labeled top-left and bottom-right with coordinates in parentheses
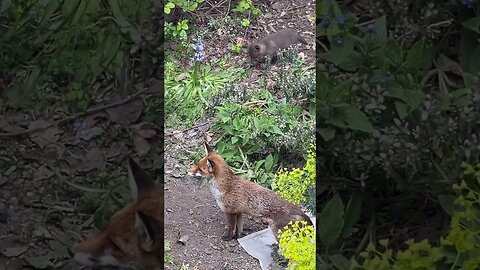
top-left (208, 181), bottom-right (225, 211)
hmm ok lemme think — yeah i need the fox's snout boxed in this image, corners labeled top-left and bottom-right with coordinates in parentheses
top-left (187, 166), bottom-right (203, 178)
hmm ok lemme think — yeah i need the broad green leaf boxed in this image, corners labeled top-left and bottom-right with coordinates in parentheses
top-left (328, 105), bottom-right (374, 133)
top-left (331, 80), bottom-right (352, 103)
top-left (459, 30), bottom-right (478, 71)
top-left (62, 0), bottom-right (80, 19)
top-left (329, 254), bottom-right (351, 270)
top-left (71, 0), bottom-right (86, 25)
top-left (395, 101), bottom-right (408, 119)
top-left (437, 194), bottom-right (456, 217)
top-left (265, 154), bottom-right (274, 172)
top-left (39, 0), bottom-right (60, 29)
top-left (462, 17), bottom-right (480, 33)
top-left (318, 128), bottom-right (335, 141)
top-left (468, 45), bottom-right (480, 75)
top-left (1, 0), bottom-right (12, 13)
top-left (406, 39), bottom-right (430, 72)
top-left (318, 194), bottom-right (345, 246)
top-left (404, 90), bottom-right (424, 112)
top-left (342, 193), bottom-right (362, 238)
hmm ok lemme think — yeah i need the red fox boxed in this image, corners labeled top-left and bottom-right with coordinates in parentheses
top-left (73, 157), bottom-right (164, 270)
top-left (187, 143), bottom-right (312, 241)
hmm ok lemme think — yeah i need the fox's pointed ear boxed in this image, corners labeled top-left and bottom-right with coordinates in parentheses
top-left (135, 211), bottom-right (160, 252)
top-left (127, 157), bottom-right (154, 201)
top-left (204, 142), bottom-right (214, 155)
top-left (206, 159), bottom-right (214, 173)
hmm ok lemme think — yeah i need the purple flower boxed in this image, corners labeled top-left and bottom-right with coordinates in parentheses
top-left (379, 74), bottom-right (389, 85)
top-left (192, 38), bottom-right (205, 62)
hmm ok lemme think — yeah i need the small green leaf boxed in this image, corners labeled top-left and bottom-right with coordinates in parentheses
top-left (164, 2), bottom-right (175, 14)
top-left (318, 194), bottom-right (345, 246)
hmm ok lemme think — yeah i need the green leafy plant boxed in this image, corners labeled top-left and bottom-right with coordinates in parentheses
top-left (317, 193), bottom-right (363, 252)
top-left (164, 38), bottom-right (244, 126)
top-left (349, 162), bottom-right (480, 270)
top-left (231, 42), bottom-right (243, 53)
top-left (165, 19), bottom-right (189, 42)
top-left (278, 220), bottom-right (316, 270)
top-left (273, 144), bottom-right (316, 212)
top-left (232, 0), bottom-right (260, 28)
top-left (1, 0), bottom-right (158, 112)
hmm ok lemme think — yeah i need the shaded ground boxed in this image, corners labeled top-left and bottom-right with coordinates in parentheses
top-left (0, 82), bottom-right (163, 269)
top-left (164, 0), bottom-right (315, 269)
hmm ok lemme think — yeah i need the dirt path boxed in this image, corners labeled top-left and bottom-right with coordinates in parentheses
top-left (164, 0), bottom-right (315, 269)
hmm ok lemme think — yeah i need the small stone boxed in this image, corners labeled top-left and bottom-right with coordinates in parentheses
top-left (205, 249), bottom-right (212, 255)
top-left (26, 192), bottom-right (33, 197)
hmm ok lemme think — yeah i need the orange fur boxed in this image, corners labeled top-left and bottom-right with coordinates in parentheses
top-left (73, 157), bottom-right (164, 270)
top-left (188, 143), bottom-right (312, 241)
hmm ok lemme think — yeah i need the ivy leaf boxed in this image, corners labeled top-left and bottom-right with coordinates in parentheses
top-left (318, 194), bottom-right (345, 247)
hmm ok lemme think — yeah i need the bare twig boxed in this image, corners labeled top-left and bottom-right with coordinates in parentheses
top-left (0, 89), bottom-right (147, 138)
top-left (165, 122), bottom-right (210, 137)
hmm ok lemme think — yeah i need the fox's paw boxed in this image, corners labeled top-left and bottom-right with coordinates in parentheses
top-left (221, 232), bottom-right (234, 241)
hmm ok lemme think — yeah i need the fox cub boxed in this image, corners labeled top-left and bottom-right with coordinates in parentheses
top-left (188, 143), bottom-right (312, 241)
top-left (73, 157), bottom-right (164, 270)
top-left (248, 28), bottom-right (308, 64)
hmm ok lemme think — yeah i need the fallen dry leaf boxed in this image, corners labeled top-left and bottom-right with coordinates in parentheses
top-left (78, 148), bottom-right (105, 172)
top-left (131, 122), bottom-right (157, 139)
top-left (33, 165), bottom-right (54, 181)
top-left (133, 135), bottom-right (151, 156)
top-left (0, 246), bottom-right (28, 257)
top-left (0, 119), bottom-right (23, 133)
top-left (106, 100), bottom-right (143, 124)
top-left (28, 119), bottom-right (62, 148)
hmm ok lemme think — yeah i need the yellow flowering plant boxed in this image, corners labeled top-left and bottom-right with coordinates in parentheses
top-left (273, 144), bottom-right (315, 210)
top-left (278, 221), bottom-right (316, 270)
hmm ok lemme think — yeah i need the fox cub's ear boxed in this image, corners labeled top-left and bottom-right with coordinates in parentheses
top-left (135, 211), bottom-right (160, 252)
top-left (206, 159), bottom-right (214, 173)
top-left (203, 142), bottom-right (214, 155)
top-left (127, 156), bottom-right (154, 201)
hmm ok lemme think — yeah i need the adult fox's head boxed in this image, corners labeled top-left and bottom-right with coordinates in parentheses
top-left (187, 143), bottom-right (219, 178)
top-left (73, 157), bottom-right (164, 270)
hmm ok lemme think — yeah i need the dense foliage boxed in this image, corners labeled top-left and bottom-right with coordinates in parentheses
top-left (317, 0), bottom-right (480, 269)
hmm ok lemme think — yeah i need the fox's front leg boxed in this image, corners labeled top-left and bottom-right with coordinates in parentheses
top-left (234, 213), bottom-right (243, 239)
top-left (222, 213), bottom-right (237, 241)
